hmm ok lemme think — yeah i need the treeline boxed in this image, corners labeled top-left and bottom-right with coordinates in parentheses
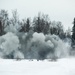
top-left (0, 10), bottom-right (71, 39)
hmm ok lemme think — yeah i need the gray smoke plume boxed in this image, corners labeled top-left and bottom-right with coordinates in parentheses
top-left (0, 31), bottom-right (72, 60)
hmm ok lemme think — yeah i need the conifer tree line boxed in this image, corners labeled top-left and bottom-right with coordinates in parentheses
top-left (0, 10), bottom-right (72, 39)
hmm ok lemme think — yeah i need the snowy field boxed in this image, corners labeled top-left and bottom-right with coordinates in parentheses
top-left (0, 58), bottom-right (75, 75)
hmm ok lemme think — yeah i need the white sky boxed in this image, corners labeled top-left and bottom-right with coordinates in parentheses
top-left (0, 0), bottom-right (75, 30)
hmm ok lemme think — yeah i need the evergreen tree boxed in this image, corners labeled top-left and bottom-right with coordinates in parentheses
top-left (33, 16), bottom-right (41, 33)
top-left (72, 18), bottom-right (75, 46)
top-left (19, 18), bottom-right (30, 32)
top-left (26, 18), bottom-right (30, 32)
top-left (0, 20), bottom-right (2, 35)
top-left (19, 19), bottom-right (26, 32)
top-left (0, 10), bottom-right (9, 35)
top-left (33, 13), bottom-right (50, 34)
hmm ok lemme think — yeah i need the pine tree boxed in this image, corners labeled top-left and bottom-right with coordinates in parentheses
top-left (33, 13), bottom-right (50, 34)
top-left (0, 20), bottom-right (2, 35)
top-left (0, 10), bottom-right (9, 35)
top-left (26, 18), bottom-right (30, 32)
top-left (19, 18), bottom-right (30, 32)
top-left (72, 18), bottom-right (75, 46)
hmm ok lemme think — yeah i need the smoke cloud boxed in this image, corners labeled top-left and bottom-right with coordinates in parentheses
top-left (0, 31), bottom-right (72, 60)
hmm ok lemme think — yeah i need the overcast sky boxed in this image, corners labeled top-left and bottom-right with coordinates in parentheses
top-left (0, 0), bottom-right (75, 30)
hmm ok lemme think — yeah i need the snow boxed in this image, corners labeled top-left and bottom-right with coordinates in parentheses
top-left (0, 58), bottom-right (75, 75)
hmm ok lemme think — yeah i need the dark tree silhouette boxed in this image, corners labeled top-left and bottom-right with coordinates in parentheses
top-left (0, 10), bottom-right (9, 35)
top-left (26, 18), bottom-right (30, 32)
top-left (33, 13), bottom-right (50, 34)
top-left (72, 18), bottom-right (75, 46)
top-left (0, 20), bottom-right (3, 35)
top-left (19, 18), bottom-right (30, 32)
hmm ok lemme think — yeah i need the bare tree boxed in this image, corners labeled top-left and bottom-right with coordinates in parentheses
top-left (11, 9), bottom-right (19, 25)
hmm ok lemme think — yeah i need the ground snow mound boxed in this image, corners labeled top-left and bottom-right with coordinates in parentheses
top-left (0, 58), bottom-right (74, 75)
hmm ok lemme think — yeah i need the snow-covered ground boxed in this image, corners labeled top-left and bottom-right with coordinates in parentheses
top-left (0, 58), bottom-right (75, 75)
